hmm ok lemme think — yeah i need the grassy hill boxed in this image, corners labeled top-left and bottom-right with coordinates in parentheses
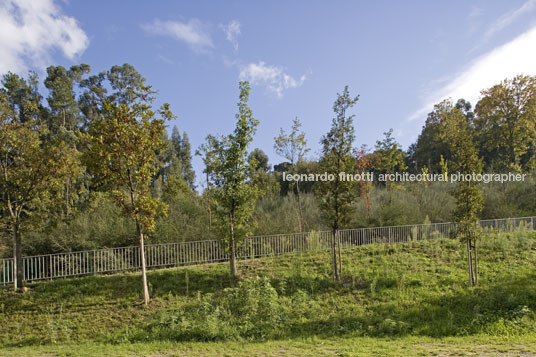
top-left (1, 228), bottom-right (536, 356)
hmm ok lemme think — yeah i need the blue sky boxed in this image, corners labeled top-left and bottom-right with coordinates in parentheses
top-left (2, 0), bottom-right (536, 187)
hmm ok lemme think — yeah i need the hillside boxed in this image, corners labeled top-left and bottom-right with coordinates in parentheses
top-left (1, 228), bottom-right (536, 356)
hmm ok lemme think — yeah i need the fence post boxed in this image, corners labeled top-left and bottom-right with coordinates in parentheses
top-left (93, 250), bottom-right (97, 275)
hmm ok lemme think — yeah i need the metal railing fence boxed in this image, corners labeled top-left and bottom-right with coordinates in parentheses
top-left (1, 216), bottom-right (534, 286)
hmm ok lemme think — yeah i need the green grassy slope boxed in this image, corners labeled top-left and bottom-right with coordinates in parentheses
top-left (1, 228), bottom-right (535, 355)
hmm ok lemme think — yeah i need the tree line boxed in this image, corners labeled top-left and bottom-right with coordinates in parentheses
top-left (1, 63), bottom-right (535, 296)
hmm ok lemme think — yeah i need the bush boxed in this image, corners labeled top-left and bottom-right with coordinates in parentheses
top-left (127, 277), bottom-right (287, 342)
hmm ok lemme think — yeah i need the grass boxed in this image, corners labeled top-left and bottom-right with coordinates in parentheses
top-left (1, 335), bottom-right (536, 356)
top-left (0, 227), bottom-right (535, 355)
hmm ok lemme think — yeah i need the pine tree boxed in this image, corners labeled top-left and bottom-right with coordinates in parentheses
top-left (179, 132), bottom-right (196, 189)
top-left (171, 125), bottom-right (195, 190)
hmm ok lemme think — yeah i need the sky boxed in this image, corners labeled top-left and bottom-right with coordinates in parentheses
top-left (1, 0), bottom-right (536, 188)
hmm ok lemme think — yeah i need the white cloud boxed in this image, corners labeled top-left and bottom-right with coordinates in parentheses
top-left (220, 20), bottom-right (241, 51)
top-left (408, 24), bottom-right (536, 122)
top-left (0, 0), bottom-right (89, 75)
top-left (239, 61), bottom-right (307, 97)
top-left (142, 18), bottom-right (213, 53)
top-left (157, 54), bottom-right (174, 65)
top-left (468, 5), bottom-right (482, 20)
top-left (484, 0), bottom-right (536, 40)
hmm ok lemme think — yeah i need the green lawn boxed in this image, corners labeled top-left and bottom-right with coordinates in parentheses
top-left (1, 228), bottom-right (535, 356)
top-left (1, 335), bottom-right (536, 356)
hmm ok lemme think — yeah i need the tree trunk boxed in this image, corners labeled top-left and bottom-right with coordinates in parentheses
top-left (466, 238), bottom-right (474, 286)
top-left (337, 229), bottom-right (343, 278)
top-left (13, 221), bottom-right (23, 290)
top-left (295, 181), bottom-right (303, 233)
top-left (64, 178), bottom-right (70, 218)
top-left (473, 239), bottom-right (478, 285)
top-left (206, 172), bottom-right (212, 232)
top-left (136, 221), bottom-right (150, 305)
top-left (229, 215), bottom-right (237, 280)
top-left (332, 229), bottom-right (340, 281)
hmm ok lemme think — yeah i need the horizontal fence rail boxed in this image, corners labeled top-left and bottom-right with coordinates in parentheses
top-left (1, 216), bottom-right (535, 286)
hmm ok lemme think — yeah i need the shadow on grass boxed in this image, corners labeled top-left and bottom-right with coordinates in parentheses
top-left (1, 266), bottom-right (234, 313)
top-left (290, 272), bottom-right (536, 338)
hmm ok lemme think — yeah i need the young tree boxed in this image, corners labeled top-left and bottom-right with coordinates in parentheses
top-left (204, 81), bottom-right (259, 280)
top-left (274, 117), bottom-right (309, 232)
top-left (81, 91), bottom-right (171, 305)
top-left (439, 106), bottom-right (483, 286)
top-left (0, 73), bottom-right (77, 290)
top-left (316, 86), bottom-right (359, 281)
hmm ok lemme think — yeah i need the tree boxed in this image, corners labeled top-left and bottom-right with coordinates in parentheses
top-left (475, 75), bottom-right (536, 171)
top-left (274, 117), bottom-right (309, 232)
top-left (439, 106), bottom-right (483, 286)
top-left (171, 125), bottom-right (196, 189)
top-left (81, 89), bottom-right (171, 305)
top-left (354, 145), bottom-right (378, 224)
top-left (196, 135), bottom-right (218, 232)
top-left (455, 98), bottom-right (475, 125)
top-left (408, 98), bottom-right (475, 173)
top-left (44, 65), bottom-right (88, 218)
top-left (179, 132), bottom-right (196, 189)
top-left (162, 150), bottom-right (190, 200)
top-left (250, 148), bottom-right (270, 173)
top-left (44, 65), bottom-right (88, 133)
top-left (106, 64), bottom-right (155, 105)
top-left (204, 81), bottom-right (259, 280)
top-left (374, 129), bottom-right (407, 174)
top-left (0, 72), bottom-right (76, 290)
top-left (315, 86), bottom-right (359, 281)
top-left (78, 63), bottom-right (154, 131)
top-left (249, 148), bottom-right (279, 198)
top-left (409, 100), bottom-right (455, 172)
top-left (374, 129), bottom-right (407, 203)
top-left (151, 128), bottom-right (172, 198)
top-left (159, 129), bottom-right (190, 200)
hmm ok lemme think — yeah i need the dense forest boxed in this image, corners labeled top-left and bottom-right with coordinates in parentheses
top-left (1, 63), bottom-right (535, 262)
